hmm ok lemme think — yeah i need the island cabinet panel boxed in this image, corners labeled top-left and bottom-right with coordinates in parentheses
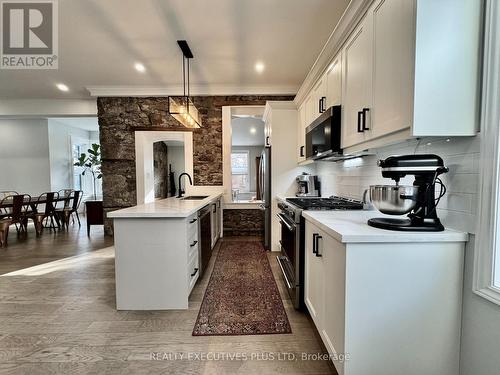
top-left (113, 215), bottom-right (199, 310)
top-left (304, 218), bottom-right (464, 375)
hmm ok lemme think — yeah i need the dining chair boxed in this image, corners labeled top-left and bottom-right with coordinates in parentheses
top-left (25, 192), bottom-right (59, 236)
top-left (0, 191), bottom-right (18, 200)
top-left (0, 194), bottom-right (30, 246)
top-left (55, 190), bottom-right (82, 229)
top-left (57, 189), bottom-right (74, 208)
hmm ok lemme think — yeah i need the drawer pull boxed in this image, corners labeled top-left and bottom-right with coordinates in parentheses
top-left (191, 268), bottom-right (199, 277)
top-left (315, 235), bottom-right (323, 257)
top-left (190, 240), bottom-right (198, 247)
top-left (189, 218), bottom-right (197, 224)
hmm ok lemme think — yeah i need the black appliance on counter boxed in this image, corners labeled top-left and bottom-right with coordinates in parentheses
top-left (276, 196), bottom-right (364, 310)
top-left (306, 105), bottom-right (342, 160)
top-left (368, 154), bottom-right (449, 231)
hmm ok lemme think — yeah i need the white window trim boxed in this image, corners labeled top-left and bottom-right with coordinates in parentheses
top-left (473, 0), bottom-right (500, 305)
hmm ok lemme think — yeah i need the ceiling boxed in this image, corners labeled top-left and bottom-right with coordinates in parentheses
top-left (0, 0), bottom-right (350, 99)
top-left (232, 117), bottom-right (265, 146)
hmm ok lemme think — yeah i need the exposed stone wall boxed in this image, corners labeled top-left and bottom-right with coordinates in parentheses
top-left (223, 209), bottom-right (264, 237)
top-left (153, 141), bottom-right (168, 199)
top-left (98, 95), bottom-right (293, 235)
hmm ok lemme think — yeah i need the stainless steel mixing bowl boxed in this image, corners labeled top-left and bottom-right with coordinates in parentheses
top-left (369, 185), bottom-right (419, 215)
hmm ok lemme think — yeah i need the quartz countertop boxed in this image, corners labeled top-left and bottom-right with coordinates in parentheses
top-left (107, 193), bottom-right (223, 219)
top-left (302, 210), bottom-right (468, 243)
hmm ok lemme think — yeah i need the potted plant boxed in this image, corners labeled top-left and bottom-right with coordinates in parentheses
top-left (74, 143), bottom-right (102, 200)
top-left (74, 143), bottom-right (103, 235)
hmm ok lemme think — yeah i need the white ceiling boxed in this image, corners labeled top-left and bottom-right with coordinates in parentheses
top-left (0, 0), bottom-right (350, 99)
top-left (49, 117), bottom-right (99, 131)
top-left (232, 117), bottom-right (265, 146)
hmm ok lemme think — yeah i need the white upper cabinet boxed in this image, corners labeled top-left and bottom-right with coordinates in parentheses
top-left (297, 103), bottom-right (306, 163)
top-left (370, 0), bottom-right (415, 139)
top-left (296, 0), bottom-right (481, 154)
top-left (325, 53), bottom-right (342, 108)
top-left (341, 14), bottom-right (373, 149)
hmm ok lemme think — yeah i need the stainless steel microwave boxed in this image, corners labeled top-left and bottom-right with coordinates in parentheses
top-left (305, 105), bottom-right (342, 160)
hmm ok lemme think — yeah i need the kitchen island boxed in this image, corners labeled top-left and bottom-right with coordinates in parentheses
top-left (108, 194), bottom-right (222, 310)
top-left (301, 210), bottom-right (468, 375)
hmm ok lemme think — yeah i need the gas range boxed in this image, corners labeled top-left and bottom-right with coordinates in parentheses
top-left (276, 195), bottom-right (364, 310)
top-left (278, 196), bottom-right (364, 223)
top-left (286, 196), bottom-right (364, 210)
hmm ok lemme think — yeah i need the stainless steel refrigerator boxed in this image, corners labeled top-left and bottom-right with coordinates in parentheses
top-left (259, 147), bottom-right (271, 250)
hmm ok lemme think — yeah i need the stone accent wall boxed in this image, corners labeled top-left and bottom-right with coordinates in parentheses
top-left (98, 95), bottom-right (293, 235)
top-left (153, 141), bottom-right (168, 199)
top-left (223, 209), bottom-right (264, 237)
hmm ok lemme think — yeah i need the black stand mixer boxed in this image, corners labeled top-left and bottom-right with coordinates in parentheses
top-left (368, 154), bottom-right (449, 231)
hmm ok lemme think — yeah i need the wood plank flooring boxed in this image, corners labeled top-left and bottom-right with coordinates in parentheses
top-left (0, 228), bottom-right (336, 374)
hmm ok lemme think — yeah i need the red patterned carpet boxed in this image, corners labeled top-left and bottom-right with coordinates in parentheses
top-left (193, 240), bottom-right (292, 336)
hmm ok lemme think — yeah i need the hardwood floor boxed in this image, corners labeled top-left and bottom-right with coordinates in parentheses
top-left (0, 230), bottom-right (336, 374)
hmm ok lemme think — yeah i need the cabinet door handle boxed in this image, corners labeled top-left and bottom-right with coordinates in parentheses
top-left (189, 218), bottom-right (197, 224)
top-left (191, 268), bottom-right (199, 277)
top-left (357, 111), bottom-right (364, 133)
top-left (266, 136), bottom-right (270, 146)
top-left (212, 203), bottom-right (216, 213)
top-left (362, 108), bottom-right (370, 130)
top-left (315, 235), bottom-right (323, 257)
top-left (300, 145), bottom-right (304, 157)
top-left (190, 240), bottom-right (198, 247)
top-left (312, 233), bottom-right (318, 254)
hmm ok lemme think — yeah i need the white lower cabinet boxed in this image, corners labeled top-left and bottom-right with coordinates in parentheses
top-left (304, 218), bottom-right (464, 375)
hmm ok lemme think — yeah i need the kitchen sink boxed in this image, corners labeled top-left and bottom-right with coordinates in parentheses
top-left (181, 196), bottom-right (209, 200)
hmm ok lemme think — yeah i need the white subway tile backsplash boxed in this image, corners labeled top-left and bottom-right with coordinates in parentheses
top-left (315, 136), bottom-right (480, 233)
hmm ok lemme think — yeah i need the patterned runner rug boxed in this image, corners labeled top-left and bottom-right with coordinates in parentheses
top-left (193, 240), bottom-right (292, 336)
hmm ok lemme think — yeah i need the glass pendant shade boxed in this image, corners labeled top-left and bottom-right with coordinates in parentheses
top-left (168, 96), bottom-right (202, 128)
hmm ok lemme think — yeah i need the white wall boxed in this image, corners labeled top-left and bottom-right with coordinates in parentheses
top-left (314, 134), bottom-right (500, 375)
top-left (0, 118), bottom-right (98, 197)
top-left (48, 119), bottom-right (92, 192)
top-left (0, 119), bottom-right (51, 195)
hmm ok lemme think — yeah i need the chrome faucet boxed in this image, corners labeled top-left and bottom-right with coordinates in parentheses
top-left (177, 173), bottom-right (193, 198)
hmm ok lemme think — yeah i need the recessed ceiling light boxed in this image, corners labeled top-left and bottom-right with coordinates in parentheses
top-left (134, 62), bottom-right (146, 73)
top-left (250, 127), bottom-right (256, 134)
top-left (56, 83), bottom-right (69, 92)
top-left (255, 61), bottom-right (265, 73)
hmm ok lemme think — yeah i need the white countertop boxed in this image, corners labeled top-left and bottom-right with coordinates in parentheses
top-left (107, 193), bottom-right (223, 218)
top-left (303, 210), bottom-right (469, 243)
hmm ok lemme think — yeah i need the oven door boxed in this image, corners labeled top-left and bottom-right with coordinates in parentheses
top-left (276, 212), bottom-right (300, 308)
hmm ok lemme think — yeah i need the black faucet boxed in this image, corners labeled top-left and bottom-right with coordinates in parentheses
top-left (177, 173), bottom-right (193, 198)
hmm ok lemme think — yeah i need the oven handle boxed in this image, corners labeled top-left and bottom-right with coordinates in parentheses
top-left (276, 256), bottom-right (293, 289)
top-left (276, 213), bottom-right (296, 232)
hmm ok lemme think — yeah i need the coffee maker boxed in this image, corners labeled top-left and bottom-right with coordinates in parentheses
top-left (368, 154), bottom-right (448, 231)
top-left (296, 173), bottom-right (320, 197)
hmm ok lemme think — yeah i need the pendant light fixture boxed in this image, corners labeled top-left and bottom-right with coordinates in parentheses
top-left (168, 40), bottom-right (202, 128)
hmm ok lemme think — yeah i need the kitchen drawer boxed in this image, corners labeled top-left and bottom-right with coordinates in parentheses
top-left (187, 214), bottom-right (198, 237)
top-left (187, 235), bottom-right (199, 260)
top-left (187, 253), bottom-right (199, 293)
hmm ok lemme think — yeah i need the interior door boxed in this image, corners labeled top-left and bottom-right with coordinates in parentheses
top-left (342, 14), bottom-right (373, 148)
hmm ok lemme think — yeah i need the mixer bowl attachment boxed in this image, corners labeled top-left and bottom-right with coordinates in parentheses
top-left (369, 185), bottom-right (419, 215)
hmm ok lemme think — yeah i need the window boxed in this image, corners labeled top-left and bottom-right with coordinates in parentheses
top-left (72, 144), bottom-right (83, 191)
top-left (231, 151), bottom-right (250, 192)
top-left (473, 0), bottom-right (500, 305)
